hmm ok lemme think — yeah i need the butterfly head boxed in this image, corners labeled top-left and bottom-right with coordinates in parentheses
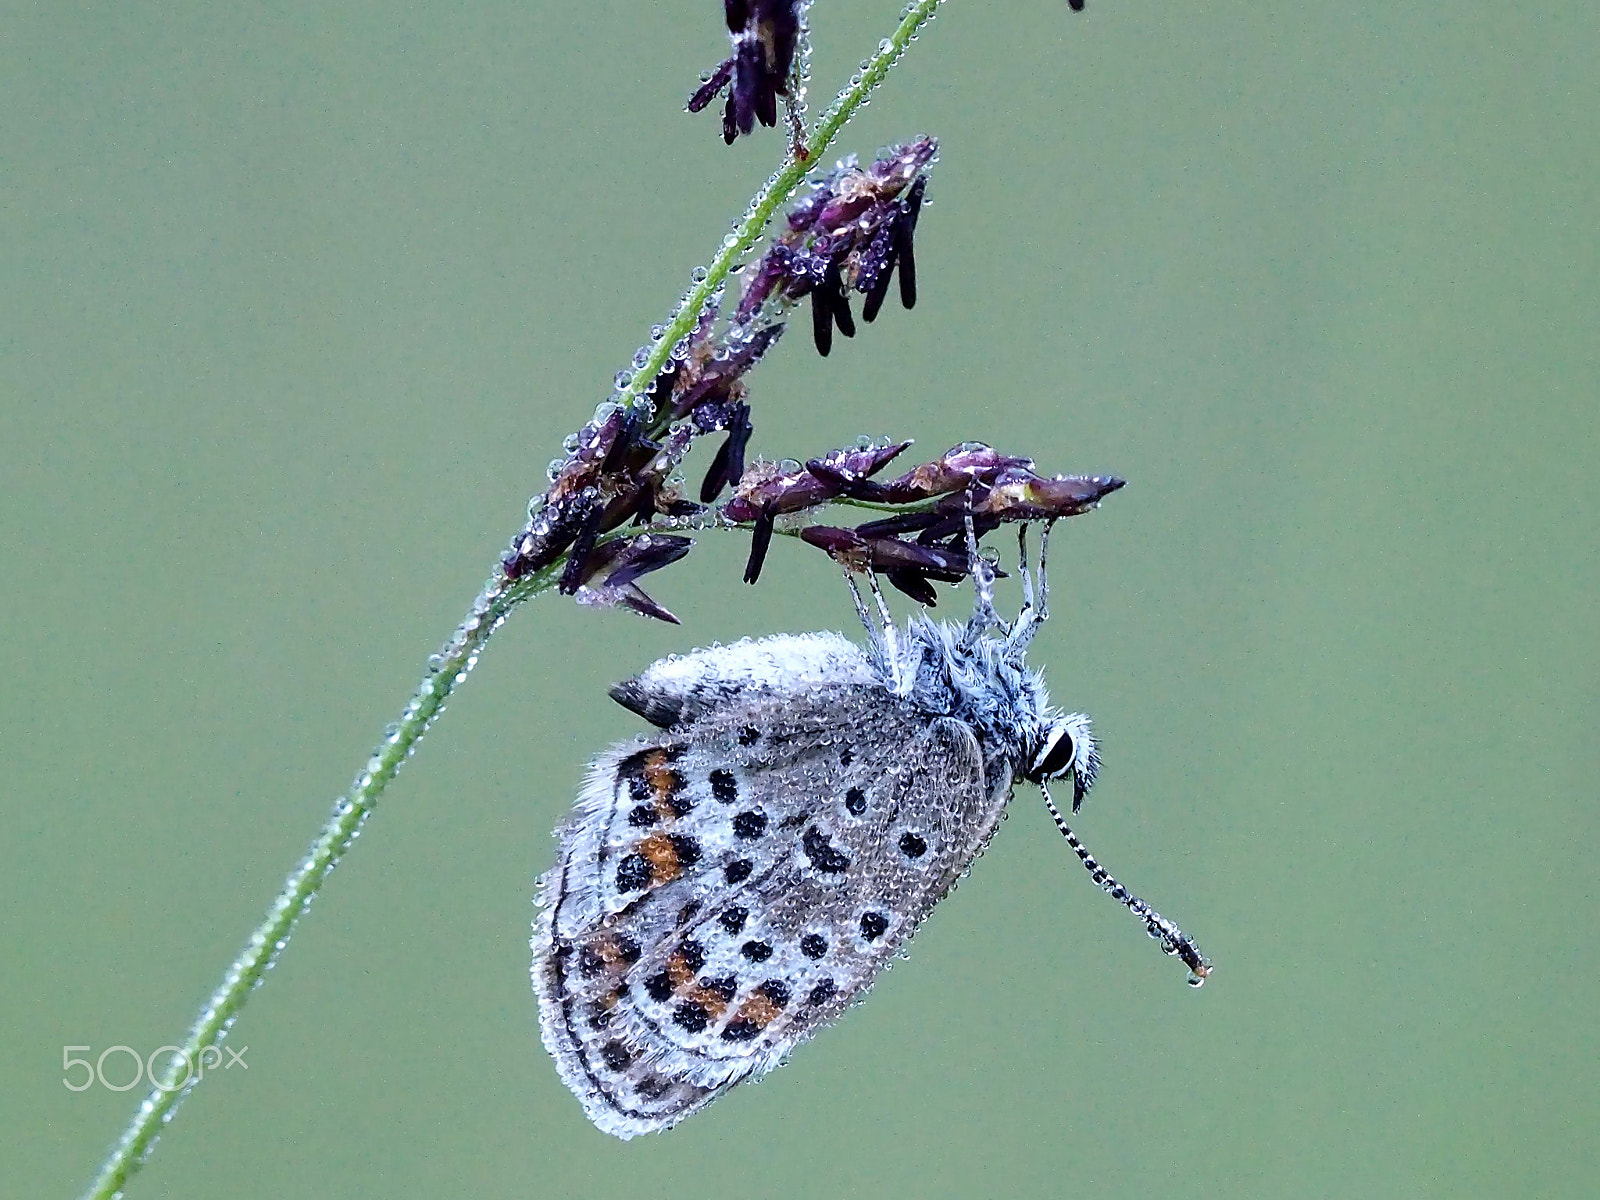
top-left (1023, 712), bottom-right (1099, 812)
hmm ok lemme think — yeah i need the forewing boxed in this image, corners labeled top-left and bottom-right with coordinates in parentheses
top-left (606, 631), bottom-right (875, 727)
top-left (532, 686), bottom-right (1005, 1138)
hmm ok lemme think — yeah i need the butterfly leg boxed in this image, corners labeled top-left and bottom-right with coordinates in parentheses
top-left (1005, 518), bottom-right (1057, 655)
top-left (961, 490), bottom-right (1003, 646)
top-left (1037, 517), bottom-right (1055, 623)
top-left (1018, 523), bottom-right (1036, 614)
top-left (863, 568), bottom-right (915, 695)
top-left (844, 565), bottom-right (910, 695)
top-left (842, 564), bottom-right (876, 639)
top-left (1008, 524), bottom-right (1039, 650)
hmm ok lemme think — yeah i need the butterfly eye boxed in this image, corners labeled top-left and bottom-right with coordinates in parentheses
top-left (1033, 726), bottom-right (1077, 779)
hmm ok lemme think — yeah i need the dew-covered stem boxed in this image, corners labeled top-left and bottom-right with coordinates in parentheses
top-left (79, 5), bottom-right (948, 1196)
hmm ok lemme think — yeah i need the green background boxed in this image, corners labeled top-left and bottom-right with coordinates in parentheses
top-left (4, 2), bottom-right (1596, 1196)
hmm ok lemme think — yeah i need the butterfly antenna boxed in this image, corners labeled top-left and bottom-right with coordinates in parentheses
top-left (1038, 782), bottom-right (1212, 986)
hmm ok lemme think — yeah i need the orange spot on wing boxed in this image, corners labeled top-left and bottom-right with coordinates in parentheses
top-left (665, 952), bottom-right (695, 991)
top-left (734, 993), bottom-right (783, 1031)
top-left (644, 750), bottom-right (686, 819)
top-left (639, 833), bottom-right (683, 884)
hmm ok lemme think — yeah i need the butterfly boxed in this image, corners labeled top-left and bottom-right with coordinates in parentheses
top-left (531, 522), bottom-right (1209, 1137)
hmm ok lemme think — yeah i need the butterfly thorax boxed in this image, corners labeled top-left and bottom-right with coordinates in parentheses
top-left (882, 616), bottom-right (1055, 783)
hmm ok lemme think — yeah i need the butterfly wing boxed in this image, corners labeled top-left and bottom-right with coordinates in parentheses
top-left (532, 667), bottom-right (1010, 1138)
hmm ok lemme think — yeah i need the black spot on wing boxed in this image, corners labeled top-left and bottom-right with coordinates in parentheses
top-left (678, 939), bottom-right (706, 973)
top-left (616, 854), bottom-right (651, 893)
top-left (667, 833), bottom-right (702, 869)
top-left (757, 980), bottom-right (790, 1008)
top-left (672, 1002), bottom-right (709, 1033)
top-left (635, 1074), bottom-right (671, 1099)
top-left (645, 971), bottom-right (674, 1002)
top-left (801, 827), bottom-right (851, 873)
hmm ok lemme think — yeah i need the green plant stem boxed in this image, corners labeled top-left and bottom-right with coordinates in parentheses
top-left (81, 3), bottom-right (947, 1197)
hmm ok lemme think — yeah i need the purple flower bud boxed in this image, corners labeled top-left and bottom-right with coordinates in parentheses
top-left (557, 500), bottom-right (606, 595)
top-left (570, 534), bottom-right (694, 624)
top-left (721, 458), bottom-right (823, 524)
top-left (686, 57), bottom-right (736, 116)
top-left (736, 138), bottom-right (938, 353)
top-left (687, 0), bottom-right (803, 144)
top-left (722, 440), bottom-right (909, 522)
top-left (973, 469), bottom-right (1126, 520)
top-left (800, 525), bottom-right (971, 581)
top-left (671, 322), bottom-right (783, 418)
top-left (741, 507), bottom-right (776, 584)
top-left (699, 401), bottom-right (752, 502)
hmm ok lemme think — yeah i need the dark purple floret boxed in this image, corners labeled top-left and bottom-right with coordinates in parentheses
top-left (734, 137), bottom-right (937, 354)
top-left (722, 441), bottom-right (910, 524)
top-left (742, 507), bottom-right (775, 584)
top-left (556, 500), bottom-right (605, 596)
top-left (800, 525), bottom-right (972, 582)
top-left (568, 534), bottom-right (694, 624)
top-left (895, 174), bottom-right (923, 310)
top-left (718, 441), bottom-right (1124, 600)
top-left (686, 57), bottom-right (736, 115)
top-left (687, 0), bottom-right (803, 144)
top-left (700, 401), bottom-right (753, 502)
